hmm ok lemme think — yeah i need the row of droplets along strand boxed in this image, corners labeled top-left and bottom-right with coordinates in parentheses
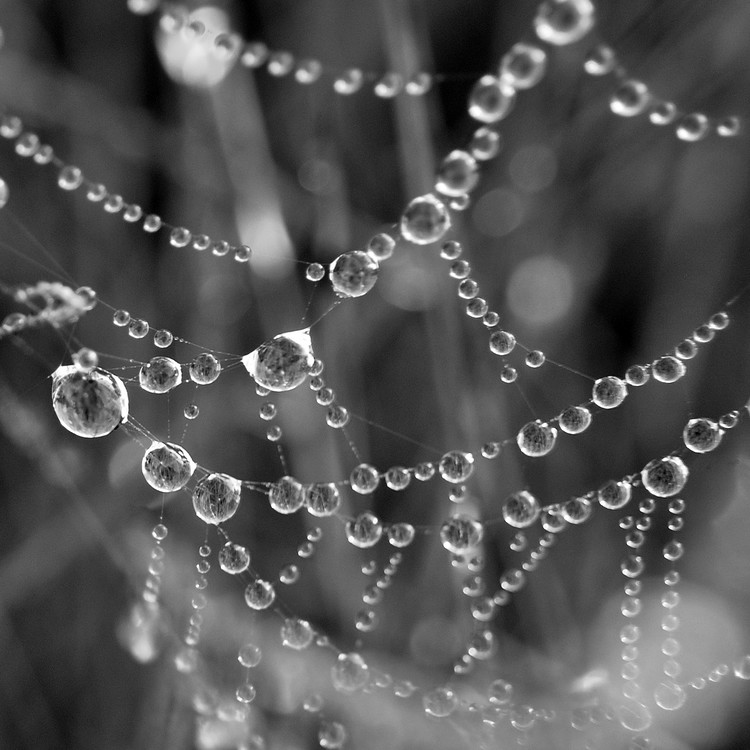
top-left (129, 0), bottom-right (745, 142)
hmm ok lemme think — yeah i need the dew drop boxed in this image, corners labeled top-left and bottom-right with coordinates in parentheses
top-left (641, 456), bottom-right (688, 498)
top-left (423, 687), bottom-right (458, 717)
top-left (583, 44), bottom-right (616, 75)
top-left (625, 364), bottom-right (650, 386)
top-left (440, 514), bottom-right (484, 553)
top-left (653, 681), bottom-right (686, 711)
top-left (592, 376), bottom-right (627, 408)
top-left (51, 365), bottom-right (129, 438)
top-left (306, 483), bottom-right (341, 516)
top-left (387, 523), bottom-right (415, 548)
top-left (400, 194), bottom-right (451, 245)
top-left (269, 475), bottom-right (306, 514)
top-left (319, 720), bottom-right (347, 749)
top-left (192, 473), bottom-right (242, 524)
top-left (500, 43), bottom-right (547, 89)
top-left (610, 80), bottom-right (650, 117)
top-left (142, 441), bottom-right (196, 492)
top-left (242, 329), bottom-right (314, 392)
top-left (139, 356), bottom-right (182, 394)
top-left (676, 113), bottom-right (709, 142)
top-left (281, 617), bottom-right (314, 650)
top-left (597, 479), bottom-right (632, 510)
top-left (534, 0), bottom-right (595, 45)
top-left (218, 542), bottom-right (250, 574)
top-left (345, 511), bottom-right (383, 548)
top-left (367, 233), bottom-right (396, 261)
top-left (244, 579), bottom-right (276, 610)
top-left (438, 450), bottom-right (475, 483)
top-left (0, 177), bottom-right (9, 208)
top-left (517, 420), bottom-right (557, 456)
top-left (683, 418), bottom-right (723, 453)
top-left (435, 150), bottom-right (479, 197)
top-left (331, 652), bottom-right (369, 693)
top-left (468, 75), bottom-right (516, 123)
top-left (561, 496), bottom-right (593, 524)
top-left (385, 466), bottom-right (411, 490)
top-left (329, 251), bottom-right (379, 297)
top-left (350, 463), bottom-right (380, 494)
top-left (652, 355), bottom-right (685, 383)
top-left (502, 490), bottom-right (541, 528)
top-left (558, 405), bottom-right (592, 434)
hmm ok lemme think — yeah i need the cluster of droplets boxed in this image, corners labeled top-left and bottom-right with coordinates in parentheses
top-left (355, 553), bottom-right (404, 634)
top-left (582, 43), bottom-right (742, 141)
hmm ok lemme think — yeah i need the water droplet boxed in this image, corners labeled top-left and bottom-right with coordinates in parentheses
top-left (676, 113), bottom-right (709, 142)
top-left (500, 43), bottom-right (547, 89)
top-left (345, 511), bottom-right (383, 548)
top-left (617, 699), bottom-right (652, 731)
top-left (112, 309), bottom-right (131, 327)
top-left (295, 58), bottom-right (322, 84)
top-left (488, 678), bottom-right (514, 705)
top-left (385, 466), bottom-right (411, 490)
top-left (405, 71), bottom-right (432, 95)
top-left (435, 150), bottom-right (479, 197)
top-left (654, 681), bottom-right (686, 711)
top-left (621, 554), bottom-right (645, 579)
top-left (242, 329), bottom-right (314, 392)
top-left (269, 476), bottom-right (305, 514)
top-left (683, 418), bottom-right (723, 453)
top-left (592, 376), bottom-right (627, 408)
top-left (675, 339), bottom-right (698, 360)
top-left (558, 405), bottom-right (592, 434)
top-left (318, 720), bottom-right (347, 749)
top-left (139, 356), bottom-right (182, 394)
top-left (525, 350), bottom-right (545, 368)
top-left (58, 165), bottom-right (83, 191)
top-left (367, 233), bottom-right (396, 261)
top-left (423, 686), bottom-right (458, 717)
top-left (663, 540), bottom-right (684, 562)
top-left (400, 194), bottom-right (451, 245)
top-left (193, 473), bottom-right (241, 524)
top-left (306, 262), bottom-right (325, 282)
top-left (218, 542), bottom-right (250, 574)
top-left (169, 227), bottom-right (192, 247)
top-left (438, 450), bottom-right (475, 483)
top-left (733, 655), bottom-right (750, 679)
top-left (128, 318), bottom-right (149, 338)
top-left (51, 365), bottom-right (129, 438)
top-left (281, 617), bottom-right (314, 650)
top-left (610, 80), bottom-right (650, 117)
top-left (440, 514), bottom-right (484, 553)
top-left (517, 420), bottom-right (557, 456)
top-left (583, 44), bottom-right (616, 75)
top-left (355, 608), bottom-right (379, 631)
top-left (651, 355), bottom-right (685, 383)
top-left (331, 652), bottom-right (369, 693)
top-left (235, 683), bottom-right (256, 704)
top-left (387, 523), bottom-right (415, 547)
top-left (597, 479), bottom-right (632, 510)
top-left (244, 579), bottom-right (275, 610)
top-left (468, 75), bottom-right (516, 123)
top-left (717, 117), bottom-right (741, 138)
top-left (649, 101), bottom-right (677, 125)
top-left (625, 364), bottom-right (650, 386)
top-left (350, 463), bottom-right (380, 494)
top-left (503, 490), bottom-right (541, 528)
top-left (469, 126), bottom-right (503, 161)
top-left (142, 441), bottom-right (196, 492)
top-left (561, 496), bottom-right (593, 524)
top-left (325, 404), bottom-right (349, 428)
top-left (306, 483), bottom-right (341, 516)
top-left (329, 251), bottom-right (379, 297)
top-left (534, 0), bottom-right (595, 45)
top-left (641, 456), bottom-right (688, 498)
top-left (333, 68), bottom-right (363, 94)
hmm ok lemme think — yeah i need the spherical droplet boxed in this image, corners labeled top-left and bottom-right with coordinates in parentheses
top-left (350, 463), bottom-right (380, 494)
top-left (468, 75), bottom-right (516, 123)
top-left (189, 353), bottom-right (221, 384)
top-left (489, 330), bottom-right (516, 355)
top-left (139, 356), bottom-right (182, 394)
top-left (503, 490), bottom-right (541, 528)
top-left (331, 652), bottom-right (369, 693)
top-left (683, 418), bottom-right (723, 453)
top-left (51, 365), bottom-right (129, 438)
top-left (500, 42), bottom-right (547, 89)
top-left (558, 405), bottom-right (592, 434)
top-left (306, 483), bottom-right (341, 517)
top-left (469, 127), bottom-right (502, 161)
top-left (534, 0), bottom-right (595, 45)
top-left (244, 579), bottom-right (276, 610)
top-left (242, 329), bottom-right (314, 392)
top-left (218, 542), bottom-right (250, 574)
top-left (367, 233), bottom-right (396, 261)
top-left (400, 194), bottom-right (451, 245)
top-left (641, 456), bottom-right (688, 498)
top-left (346, 511), bottom-right (383, 548)
top-left (733, 655), bottom-right (750, 679)
top-left (387, 522), bottom-right (415, 548)
top-left (617, 700), bottom-right (652, 732)
top-left (142, 441), bottom-right (196, 492)
top-left (235, 683), bottom-right (256, 704)
top-left (385, 466), bottom-right (411, 490)
top-left (676, 113), bottom-right (709, 142)
top-left (238, 643), bottom-right (262, 667)
top-left (621, 554), bottom-right (645, 579)
top-left (517, 420), bottom-right (557, 456)
top-left (597, 479), bottom-right (632, 510)
top-left (438, 451), bottom-right (475, 483)
top-left (329, 250), bottom-right (379, 297)
top-left (592, 376), bottom-right (627, 408)
top-left (58, 165), bottom-right (83, 191)
top-left (652, 355), bottom-right (686, 383)
top-left (583, 44), bottom-right (616, 75)
top-left (128, 318), bottom-right (149, 339)
top-left (318, 720), bottom-right (347, 749)
top-left (192, 472), bottom-right (242, 524)
top-left (269, 475), bottom-right (306, 514)
top-left (489, 678), bottom-right (514, 705)
top-left (435, 150), bottom-right (479, 197)
top-left (561, 496), bottom-right (593, 524)
top-left (0, 177), bottom-right (9, 208)
top-left (625, 364), bottom-right (650, 386)
top-left (113, 309), bottom-right (131, 327)
top-left (281, 617), bottom-right (314, 650)
top-left (423, 686), bottom-right (458, 717)
top-left (653, 681), bottom-right (686, 711)
top-left (306, 262), bottom-right (325, 282)
top-left (610, 80), bottom-right (650, 117)
top-left (440, 514), bottom-right (484, 554)
top-left (153, 329), bottom-right (174, 348)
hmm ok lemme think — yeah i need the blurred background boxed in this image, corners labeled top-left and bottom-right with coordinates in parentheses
top-left (2, 0), bottom-right (750, 748)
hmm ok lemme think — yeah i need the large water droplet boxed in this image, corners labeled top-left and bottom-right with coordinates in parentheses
top-left (400, 194), bottom-right (451, 245)
top-left (345, 511), bottom-right (383, 548)
top-left (331, 652), bottom-right (369, 693)
top-left (192, 472), bottom-right (242, 524)
top-left (438, 450), bottom-right (475, 483)
top-left (269, 475), bottom-right (306, 514)
top-left (329, 251), bottom-right (379, 298)
top-left (534, 0), bottom-right (595, 45)
top-left (641, 456), bottom-right (688, 498)
top-left (139, 356), bottom-right (182, 393)
top-left (435, 150), bottom-right (479, 197)
top-left (218, 542), bottom-right (250, 574)
top-left (281, 617), bottom-right (314, 650)
top-left (592, 376), bottom-right (627, 408)
top-left (306, 483), bottom-right (341, 516)
top-left (242, 329), bottom-right (314, 392)
top-left (51, 365), bottom-right (129, 438)
top-left (502, 490), bottom-right (541, 528)
top-left (517, 420), bottom-right (558, 456)
top-left (683, 418), bottom-right (723, 453)
top-left (244, 579), bottom-right (276, 610)
top-left (468, 75), bottom-right (516, 123)
top-left (142, 441), bottom-right (196, 492)
top-left (189, 352), bottom-right (221, 384)
top-left (440, 514), bottom-right (484, 553)
top-left (500, 43), bottom-right (547, 89)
